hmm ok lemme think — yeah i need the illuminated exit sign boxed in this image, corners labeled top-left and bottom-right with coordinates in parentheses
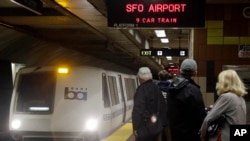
top-left (140, 49), bottom-right (188, 57)
top-left (107, 0), bottom-right (205, 28)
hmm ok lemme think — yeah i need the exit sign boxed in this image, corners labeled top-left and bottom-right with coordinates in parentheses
top-left (140, 49), bottom-right (188, 57)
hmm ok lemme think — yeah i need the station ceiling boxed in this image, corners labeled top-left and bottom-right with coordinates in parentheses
top-left (0, 0), bottom-right (249, 74)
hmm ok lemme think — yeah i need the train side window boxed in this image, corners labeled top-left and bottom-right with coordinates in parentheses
top-left (102, 73), bottom-right (111, 108)
top-left (15, 71), bottom-right (56, 113)
top-left (108, 76), bottom-right (120, 106)
top-left (124, 78), bottom-right (137, 100)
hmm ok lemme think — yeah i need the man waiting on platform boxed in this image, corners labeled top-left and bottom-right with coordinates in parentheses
top-left (167, 59), bottom-right (206, 141)
top-left (132, 67), bottom-right (167, 141)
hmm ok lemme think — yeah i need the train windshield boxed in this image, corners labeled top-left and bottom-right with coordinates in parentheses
top-left (15, 71), bottom-right (56, 113)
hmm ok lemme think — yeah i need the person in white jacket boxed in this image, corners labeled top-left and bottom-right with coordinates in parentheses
top-left (199, 69), bottom-right (248, 141)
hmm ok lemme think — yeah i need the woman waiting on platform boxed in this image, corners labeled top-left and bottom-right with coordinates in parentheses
top-left (199, 69), bottom-right (248, 141)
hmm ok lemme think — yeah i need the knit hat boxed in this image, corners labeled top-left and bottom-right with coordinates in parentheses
top-left (180, 59), bottom-right (197, 72)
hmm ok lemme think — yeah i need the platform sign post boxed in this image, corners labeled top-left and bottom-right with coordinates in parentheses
top-left (107, 0), bottom-right (206, 28)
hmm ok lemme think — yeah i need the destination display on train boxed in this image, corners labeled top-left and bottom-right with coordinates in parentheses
top-left (140, 49), bottom-right (188, 57)
top-left (107, 0), bottom-right (205, 28)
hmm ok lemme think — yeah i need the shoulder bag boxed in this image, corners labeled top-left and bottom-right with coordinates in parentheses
top-left (207, 114), bottom-right (227, 136)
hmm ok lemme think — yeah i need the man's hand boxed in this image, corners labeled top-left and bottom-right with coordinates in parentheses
top-left (133, 130), bottom-right (138, 137)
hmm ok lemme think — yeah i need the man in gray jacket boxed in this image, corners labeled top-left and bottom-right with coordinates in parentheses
top-left (167, 59), bottom-right (206, 141)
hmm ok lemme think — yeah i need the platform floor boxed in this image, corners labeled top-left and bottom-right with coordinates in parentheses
top-left (101, 121), bottom-right (134, 141)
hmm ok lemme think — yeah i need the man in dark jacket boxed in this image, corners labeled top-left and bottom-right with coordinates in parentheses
top-left (167, 59), bottom-right (206, 141)
top-left (132, 67), bottom-right (167, 141)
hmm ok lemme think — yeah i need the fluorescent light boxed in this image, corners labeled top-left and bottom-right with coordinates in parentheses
top-left (135, 33), bottom-right (142, 43)
top-left (166, 56), bottom-right (172, 60)
top-left (129, 29), bottom-right (134, 35)
top-left (154, 30), bottom-right (166, 37)
top-left (160, 38), bottom-right (169, 43)
top-left (145, 40), bottom-right (149, 49)
top-left (29, 107), bottom-right (50, 111)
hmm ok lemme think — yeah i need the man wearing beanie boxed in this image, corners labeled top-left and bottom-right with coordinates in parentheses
top-left (167, 59), bottom-right (206, 141)
top-left (132, 67), bottom-right (167, 141)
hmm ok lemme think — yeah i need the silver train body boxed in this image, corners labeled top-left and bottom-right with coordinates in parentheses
top-left (9, 66), bottom-right (138, 141)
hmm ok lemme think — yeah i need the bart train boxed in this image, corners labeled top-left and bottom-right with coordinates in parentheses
top-left (9, 66), bottom-right (138, 141)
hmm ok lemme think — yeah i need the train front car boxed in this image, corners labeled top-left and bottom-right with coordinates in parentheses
top-left (9, 66), bottom-right (103, 141)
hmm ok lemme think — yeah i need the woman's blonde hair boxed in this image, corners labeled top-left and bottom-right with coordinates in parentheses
top-left (216, 69), bottom-right (248, 96)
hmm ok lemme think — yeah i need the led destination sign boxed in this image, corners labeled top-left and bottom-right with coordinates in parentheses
top-left (140, 49), bottom-right (188, 57)
top-left (107, 0), bottom-right (205, 28)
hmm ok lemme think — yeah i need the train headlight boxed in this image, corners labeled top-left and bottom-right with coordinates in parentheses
top-left (85, 119), bottom-right (98, 131)
top-left (11, 119), bottom-right (21, 129)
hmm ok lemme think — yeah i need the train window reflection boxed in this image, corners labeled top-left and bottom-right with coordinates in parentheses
top-left (108, 76), bottom-right (120, 106)
top-left (124, 78), bottom-right (136, 100)
top-left (16, 72), bottom-right (56, 113)
top-left (102, 73), bottom-right (111, 108)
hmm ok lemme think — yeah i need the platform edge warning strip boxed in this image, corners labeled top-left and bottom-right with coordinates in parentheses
top-left (101, 122), bottom-right (133, 141)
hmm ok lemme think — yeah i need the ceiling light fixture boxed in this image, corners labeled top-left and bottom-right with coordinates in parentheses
top-left (154, 30), bottom-right (166, 37)
top-left (135, 33), bottom-right (142, 43)
top-left (160, 38), bottom-right (169, 43)
top-left (129, 29), bottom-right (134, 35)
top-left (166, 56), bottom-right (172, 60)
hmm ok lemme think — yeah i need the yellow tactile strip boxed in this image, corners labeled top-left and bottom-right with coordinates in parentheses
top-left (101, 121), bottom-right (134, 141)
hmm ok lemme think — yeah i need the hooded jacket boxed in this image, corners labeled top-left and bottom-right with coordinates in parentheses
top-left (167, 76), bottom-right (206, 141)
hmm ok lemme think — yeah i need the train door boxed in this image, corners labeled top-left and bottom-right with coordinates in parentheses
top-left (118, 75), bottom-right (126, 122)
top-left (105, 73), bottom-right (125, 128)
